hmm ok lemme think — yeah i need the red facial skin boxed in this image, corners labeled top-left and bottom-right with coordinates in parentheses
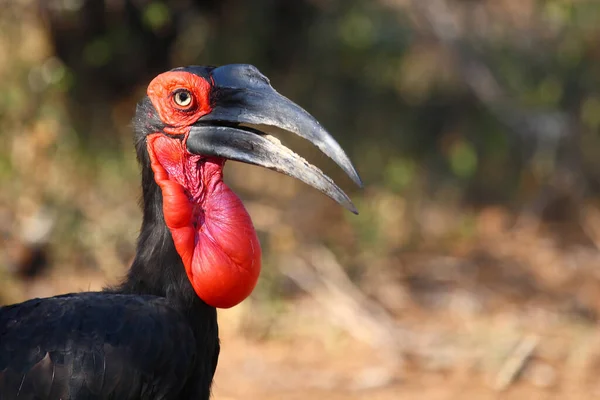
top-left (146, 71), bottom-right (262, 308)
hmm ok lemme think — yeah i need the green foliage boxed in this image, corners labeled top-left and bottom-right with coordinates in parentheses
top-left (84, 38), bottom-right (113, 67)
top-left (581, 96), bottom-right (600, 130)
top-left (384, 158), bottom-right (415, 192)
top-left (449, 141), bottom-right (478, 180)
top-left (143, 1), bottom-right (171, 32)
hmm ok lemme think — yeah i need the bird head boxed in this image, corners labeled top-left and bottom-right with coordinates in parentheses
top-left (134, 64), bottom-right (361, 308)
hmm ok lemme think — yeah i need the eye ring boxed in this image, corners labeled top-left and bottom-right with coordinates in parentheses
top-left (172, 89), bottom-right (193, 108)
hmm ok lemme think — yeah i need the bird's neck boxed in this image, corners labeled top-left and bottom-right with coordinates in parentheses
top-left (108, 164), bottom-right (219, 398)
top-left (111, 162), bottom-right (215, 317)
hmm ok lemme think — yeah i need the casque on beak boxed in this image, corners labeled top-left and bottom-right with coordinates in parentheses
top-left (185, 64), bottom-right (362, 214)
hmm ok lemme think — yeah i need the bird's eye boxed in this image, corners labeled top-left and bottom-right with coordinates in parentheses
top-left (173, 89), bottom-right (193, 108)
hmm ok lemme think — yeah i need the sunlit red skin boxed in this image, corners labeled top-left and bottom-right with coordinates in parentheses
top-left (147, 71), bottom-right (213, 135)
top-left (146, 71), bottom-right (262, 308)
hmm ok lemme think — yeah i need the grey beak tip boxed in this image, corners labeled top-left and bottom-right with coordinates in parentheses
top-left (346, 201), bottom-right (359, 215)
top-left (352, 173), bottom-right (363, 188)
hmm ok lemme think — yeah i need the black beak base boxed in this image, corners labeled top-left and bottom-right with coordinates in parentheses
top-left (186, 64), bottom-right (361, 214)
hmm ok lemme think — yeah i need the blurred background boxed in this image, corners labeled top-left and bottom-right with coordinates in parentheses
top-left (1, 0), bottom-right (600, 398)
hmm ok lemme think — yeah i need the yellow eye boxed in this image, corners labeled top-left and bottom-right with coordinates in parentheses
top-left (173, 90), bottom-right (193, 107)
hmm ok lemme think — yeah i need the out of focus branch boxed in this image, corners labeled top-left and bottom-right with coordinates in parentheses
top-left (282, 245), bottom-right (404, 371)
top-left (408, 0), bottom-right (571, 142)
top-left (407, 0), bottom-right (584, 222)
top-left (493, 334), bottom-right (539, 391)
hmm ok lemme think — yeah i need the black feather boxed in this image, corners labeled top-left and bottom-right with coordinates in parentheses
top-left (0, 87), bottom-right (219, 400)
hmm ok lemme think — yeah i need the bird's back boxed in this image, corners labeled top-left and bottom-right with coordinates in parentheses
top-left (0, 293), bottom-right (199, 400)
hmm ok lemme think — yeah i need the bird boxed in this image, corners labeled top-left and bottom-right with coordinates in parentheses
top-left (0, 64), bottom-right (361, 400)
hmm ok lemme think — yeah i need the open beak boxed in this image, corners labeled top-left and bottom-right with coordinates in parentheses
top-left (186, 64), bottom-right (362, 214)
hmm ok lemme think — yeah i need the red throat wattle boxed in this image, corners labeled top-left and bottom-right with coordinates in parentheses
top-left (147, 133), bottom-right (261, 308)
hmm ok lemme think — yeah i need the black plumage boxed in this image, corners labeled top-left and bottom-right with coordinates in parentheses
top-left (0, 71), bottom-right (219, 400)
top-left (0, 294), bottom-right (210, 399)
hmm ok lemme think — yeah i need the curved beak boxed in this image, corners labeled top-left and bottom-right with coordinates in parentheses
top-left (186, 64), bottom-right (362, 214)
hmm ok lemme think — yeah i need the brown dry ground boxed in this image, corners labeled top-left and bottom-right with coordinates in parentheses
top-left (210, 216), bottom-right (600, 400)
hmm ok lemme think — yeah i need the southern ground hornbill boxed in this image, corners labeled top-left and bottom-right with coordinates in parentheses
top-left (0, 64), bottom-right (360, 399)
